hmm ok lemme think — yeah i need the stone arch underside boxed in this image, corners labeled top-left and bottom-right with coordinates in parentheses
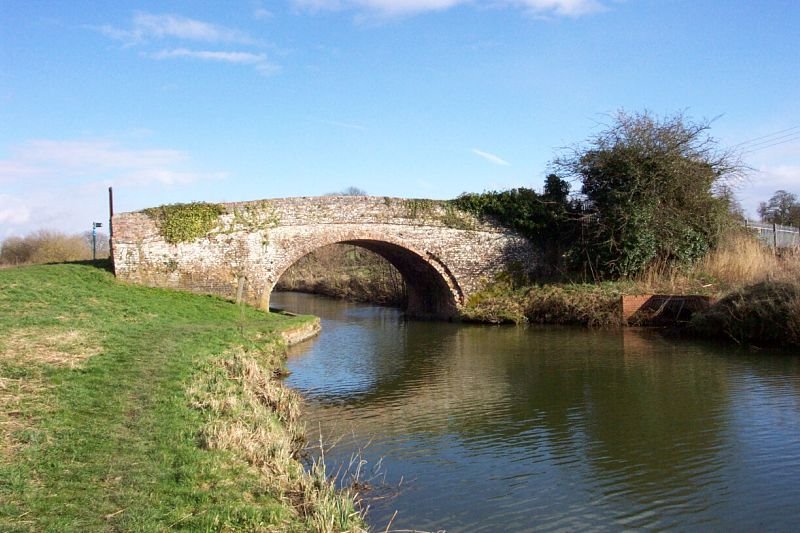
top-left (269, 232), bottom-right (463, 319)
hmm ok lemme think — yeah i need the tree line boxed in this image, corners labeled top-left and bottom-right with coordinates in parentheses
top-left (0, 230), bottom-right (109, 266)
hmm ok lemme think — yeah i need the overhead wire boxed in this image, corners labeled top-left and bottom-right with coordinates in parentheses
top-left (731, 125), bottom-right (800, 148)
top-left (742, 133), bottom-right (800, 154)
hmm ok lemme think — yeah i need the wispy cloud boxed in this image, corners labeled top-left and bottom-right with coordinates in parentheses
top-left (150, 48), bottom-right (278, 74)
top-left (99, 12), bottom-right (257, 45)
top-left (472, 148), bottom-right (511, 166)
top-left (96, 12), bottom-right (275, 74)
top-left (292, 0), bottom-right (605, 18)
top-left (0, 139), bottom-right (222, 187)
top-left (0, 194), bottom-right (31, 226)
top-left (509, 0), bottom-right (606, 17)
top-left (0, 138), bottom-right (227, 236)
top-left (253, 1), bottom-right (274, 20)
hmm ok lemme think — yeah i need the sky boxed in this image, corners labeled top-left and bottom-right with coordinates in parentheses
top-left (1, 0), bottom-right (798, 237)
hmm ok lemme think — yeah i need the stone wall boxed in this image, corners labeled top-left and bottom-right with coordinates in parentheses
top-left (112, 196), bottom-right (538, 319)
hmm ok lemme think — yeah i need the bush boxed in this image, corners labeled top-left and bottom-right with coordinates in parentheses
top-left (555, 110), bottom-right (743, 279)
top-left (0, 230), bottom-right (99, 265)
top-left (691, 281), bottom-right (800, 347)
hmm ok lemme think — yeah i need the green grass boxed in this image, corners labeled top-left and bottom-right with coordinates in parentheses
top-left (0, 262), bottom-right (357, 531)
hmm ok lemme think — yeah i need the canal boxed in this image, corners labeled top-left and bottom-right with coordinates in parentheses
top-left (273, 292), bottom-right (800, 531)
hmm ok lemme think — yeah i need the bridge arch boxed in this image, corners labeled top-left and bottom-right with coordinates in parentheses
top-left (111, 196), bottom-right (538, 321)
top-left (268, 228), bottom-right (463, 319)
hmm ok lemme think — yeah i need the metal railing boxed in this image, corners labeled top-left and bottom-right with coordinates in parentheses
top-left (745, 220), bottom-right (800, 249)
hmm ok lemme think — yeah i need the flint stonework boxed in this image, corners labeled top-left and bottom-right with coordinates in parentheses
top-left (111, 196), bottom-right (537, 319)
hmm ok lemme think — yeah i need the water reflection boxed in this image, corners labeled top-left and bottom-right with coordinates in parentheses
top-left (274, 292), bottom-right (800, 532)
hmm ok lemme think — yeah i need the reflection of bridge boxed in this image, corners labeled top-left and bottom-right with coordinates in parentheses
top-left (111, 196), bottom-right (536, 319)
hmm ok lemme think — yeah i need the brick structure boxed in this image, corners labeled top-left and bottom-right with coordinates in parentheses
top-left (621, 294), bottom-right (716, 325)
top-left (111, 196), bottom-right (537, 319)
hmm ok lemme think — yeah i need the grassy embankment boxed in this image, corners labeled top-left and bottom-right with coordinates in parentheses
top-left (0, 262), bottom-right (365, 531)
top-left (462, 231), bottom-right (800, 347)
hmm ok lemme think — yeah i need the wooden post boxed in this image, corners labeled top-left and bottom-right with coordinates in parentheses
top-left (773, 222), bottom-right (778, 252)
top-left (108, 187), bottom-right (114, 260)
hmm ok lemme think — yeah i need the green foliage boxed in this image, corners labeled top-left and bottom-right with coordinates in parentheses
top-left (229, 201), bottom-right (280, 232)
top-left (403, 198), bottom-right (437, 219)
top-left (143, 202), bottom-right (224, 244)
top-left (451, 179), bottom-right (575, 246)
top-left (462, 274), bottom-right (528, 324)
top-left (556, 110), bottom-right (741, 278)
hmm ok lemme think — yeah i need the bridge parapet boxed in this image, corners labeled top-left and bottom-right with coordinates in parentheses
top-left (112, 196), bottom-right (537, 319)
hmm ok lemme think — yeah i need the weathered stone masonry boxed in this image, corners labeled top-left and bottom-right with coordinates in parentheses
top-left (112, 196), bottom-right (538, 319)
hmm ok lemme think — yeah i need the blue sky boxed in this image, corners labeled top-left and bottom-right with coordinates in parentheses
top-left (1, 0), bottom-right (798, 236)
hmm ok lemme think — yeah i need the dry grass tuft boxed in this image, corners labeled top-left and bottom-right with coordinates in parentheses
top-left (634, 231), bottom-right (800, 295)
top-left (189, 345), bottom-right (366, 532)
top-left (0, 327), bottom-right (102, 368)
top-left (0, 373), bottom-right (51, 461)
top-left (697, 231), bottom-right (784, 287)
top-left (691, 281), bottom-right (800, 347)
top-left (525, 284), bottom-right (623, 328)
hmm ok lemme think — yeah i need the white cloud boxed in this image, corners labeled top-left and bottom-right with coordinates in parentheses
top-left (0, 139), bottom-right (218, 187)
top-left (0, 195), bottom-right (31, 225)
top-left (0, 138), bottom-right (227, 236)
top-left (472, 148), bottom-right (511, 166)
top-left (97, 13), bottom-right (276, 74)
top-left (149, 48), bottom-right (277, 74)
top-left (292, 0), bottom-right (605, 17)
top-left (509, 0), bottom-right (605, 17)
top-left (100, 12), bottom-right (257, 45)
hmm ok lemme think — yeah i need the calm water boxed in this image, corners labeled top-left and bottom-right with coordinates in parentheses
top-left (273, 292), bottom-right (800, 532)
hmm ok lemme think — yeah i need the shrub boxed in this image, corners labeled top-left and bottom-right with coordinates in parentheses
top-left (691, 281), bottom-right (800, 347)
top-left (554, 110), bottom-right (743, 279)
top-left (0, 230), bottom-right (96, 265)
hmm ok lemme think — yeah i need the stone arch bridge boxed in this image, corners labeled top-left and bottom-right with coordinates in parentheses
top-left (112, 196), bottom-right (537, 319)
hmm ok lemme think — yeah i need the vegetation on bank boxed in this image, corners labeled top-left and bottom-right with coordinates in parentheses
top-left (0, 262), bottom-right (365, 531)
top-left (461, 230), bottom-right (800, 347)
top-left (277, 245), bottom-right (407, 307)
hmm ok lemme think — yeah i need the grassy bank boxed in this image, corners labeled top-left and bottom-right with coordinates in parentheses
top-left (0, 262), bottom-right (365, 531)
top-left (463, 233), bottom-right (800, 348)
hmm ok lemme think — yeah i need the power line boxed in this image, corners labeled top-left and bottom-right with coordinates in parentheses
top-left (743, 133), bottom-right (800, 154)
top-left (741, 131), bottom-right (800, 150)
top-left (732, 125), bottom-right (800, 148)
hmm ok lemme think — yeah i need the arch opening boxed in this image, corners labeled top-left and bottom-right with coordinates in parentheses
top-left (275, 243), bottom-right (407, 307)
top-left (273, 239), bottom-right (461, 320)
